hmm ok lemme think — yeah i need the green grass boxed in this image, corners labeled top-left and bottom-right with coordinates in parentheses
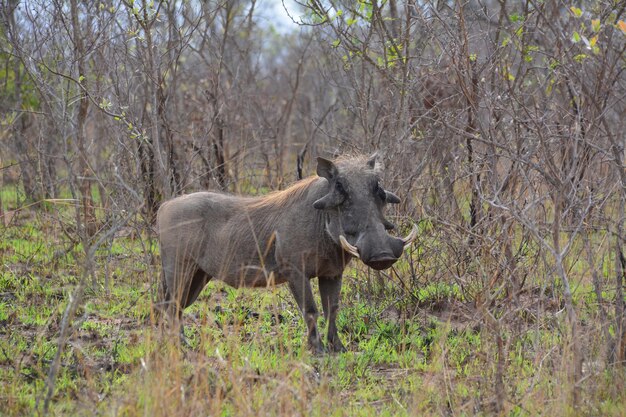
top-left (1, 202), bottom-right (626, 416)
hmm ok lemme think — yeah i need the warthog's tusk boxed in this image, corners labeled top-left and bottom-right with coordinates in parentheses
top-left (339, 235), bottom-right (360, 258)
top-left (402, 224), bottom-right (418, 250)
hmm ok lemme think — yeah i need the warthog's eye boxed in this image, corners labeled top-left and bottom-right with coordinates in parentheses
top-left (335, 180), bottom-right (346, 195)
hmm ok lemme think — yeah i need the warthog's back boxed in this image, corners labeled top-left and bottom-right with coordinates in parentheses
top-left (157, 191), bottom-right (239, 238)
top-left (157, 179), bottom-right (331, 287)
top-left (157, 192), bottom-right (243, 269)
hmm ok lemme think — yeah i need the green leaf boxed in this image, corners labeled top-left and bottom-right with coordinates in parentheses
top-left (331, 39), bottom-right (340, 48)
top-left (591, 19), bottom-right (601, 33)
top-left (570, 7), bottom-right (583, 18)
top-left (572, 31), bottom-right (581, 43)
top-left (548, 59), bottom-right (559, 71)
top-left (98, 98), bottom-right (111, 110)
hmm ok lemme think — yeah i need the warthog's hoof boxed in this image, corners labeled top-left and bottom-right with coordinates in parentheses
top-left (328, 342), bottom-right (347, 353)
top-left (308, 341), bottom-right (327, 356)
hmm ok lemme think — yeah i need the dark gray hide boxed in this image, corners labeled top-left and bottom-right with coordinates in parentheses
top-left (156, 154), bottom-right (417, 353)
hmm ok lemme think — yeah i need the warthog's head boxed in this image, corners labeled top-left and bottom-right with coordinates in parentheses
top-left (313, 154), bottom-right (417, 270)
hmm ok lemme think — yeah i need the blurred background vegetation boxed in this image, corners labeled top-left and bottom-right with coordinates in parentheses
top-left (1, 0), bottom-right (626, 415)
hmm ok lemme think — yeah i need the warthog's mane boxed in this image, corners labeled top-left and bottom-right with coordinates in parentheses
top-left (228, 176), bottom-right (327, 255)
top-left (245, 154), bottom-right (380, 211)
top-left (247, 176), bottom-right (320, 211)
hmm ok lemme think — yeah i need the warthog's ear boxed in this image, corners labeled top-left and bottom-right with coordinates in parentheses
top-left (385, 190), bottom-right (401, 204)
top-left (366, 153), bottom-right (378, 169)
top-left (316, 157), bottom-right (338, 180)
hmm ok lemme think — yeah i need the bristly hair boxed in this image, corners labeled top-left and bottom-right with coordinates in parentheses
top-left (245, 153), bottom-right (382, 214)
top-left (333, 153), bottom-right (383, 175)
top-left (247, 153), bottom-right (380, 210)
top-left (231, 176), bottom-right (327, 256)
top-left (248, 176), bottom-right (319, 211)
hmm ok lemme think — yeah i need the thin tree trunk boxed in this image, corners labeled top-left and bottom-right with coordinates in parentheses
top-left (70, 0), bottom-right (96, 238)
top-left (4, 0), bottom-right (39, 201)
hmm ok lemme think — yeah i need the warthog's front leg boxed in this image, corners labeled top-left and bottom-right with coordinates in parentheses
top-left (319, 276), bottom-right (346, 353)
top-left (288, 279), bottom-right (325, 354)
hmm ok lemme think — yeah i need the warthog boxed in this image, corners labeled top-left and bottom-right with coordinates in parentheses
top-left (156, 154), bottom-right (417, 353)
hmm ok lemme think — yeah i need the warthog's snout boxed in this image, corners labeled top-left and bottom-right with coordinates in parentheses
top-left (339, 224), bottom-right (418, 270)
top-left (363, 235), bottom-right (404, 270)
top-left (364, 254), bottom-right (399, 270)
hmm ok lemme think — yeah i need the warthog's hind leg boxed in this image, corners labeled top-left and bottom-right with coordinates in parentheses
top-left (159, 255), bottom-right (208, 346)
top-left (288, 279), bottom-right (325, 354)
top-left (184, 269), bottom-right (211, 309)
top-left (175, 267), bottom-right (210, 347)
top-left (319, 276), bottom-right (346, 353)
